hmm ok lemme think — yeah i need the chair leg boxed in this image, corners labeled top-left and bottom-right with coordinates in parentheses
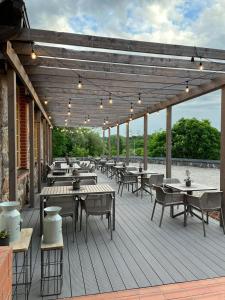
top-left (121, 183), bottom-right (124, 197)
top-left (150, 187), bottom-right (153, 202)
top-left (159, 205), bottom-right (165, 227)
top-left (118, 182), bottom-right (121, 194)
top-left (110, 213), bottom-right (113, 240)
top-left (85, 215), bottom-right (88, 243)
top-left (80, 206), bottom-right (83, 231)
top-left (151, 200), bottom-right (157, 221)
top-left (206, 212), bottom-right (209, 224)
top-left (201, 210), bottom-right (206, 237)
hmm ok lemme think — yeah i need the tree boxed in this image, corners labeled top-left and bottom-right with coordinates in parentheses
top-left (148, 131), bottom-right (166, 157)
top-left (172, 118), bottom-right (220, 160)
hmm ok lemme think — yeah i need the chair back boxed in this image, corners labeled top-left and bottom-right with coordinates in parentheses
top-left (84, 194), bottom-right (112, 214)
top-left (54, 162), bottom-right (61, 169)
top-left (163, 178), bottom-right (180, 184)
top-left (46, 195), bottom-right (76, 216)
top-left (200, 192), bottom-right (222, 210)
top-left (154, 185), bottom-right (166, 203)
top-left (149, 174), bottom-right (164, 186)
top-left (80, 179), bottom-right (96, 185)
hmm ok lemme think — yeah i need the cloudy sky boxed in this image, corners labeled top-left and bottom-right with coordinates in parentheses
top-left (25, 0), bottom-right (225, 135)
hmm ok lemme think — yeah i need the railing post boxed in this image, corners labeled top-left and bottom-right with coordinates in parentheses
top-left (102, 129), bottom-right (105, 156)
top-left (108, 127), bottom-right (111, 158)
top-left (166, 106), bottom-right (172, 178)
top-left (143, 114), bottom-right (148, 170)
top-left (126, 122), bottom-right (129, 165)
top-left (7, 67), bottom-right (17, 201)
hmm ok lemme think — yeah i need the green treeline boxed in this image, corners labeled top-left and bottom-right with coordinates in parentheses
top-left (52, 118), bottom-right (220, 160)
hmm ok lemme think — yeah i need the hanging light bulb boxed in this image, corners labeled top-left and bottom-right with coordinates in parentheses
top-left (138, 93), bottom-right (142, 104)
top-left (199, 58), bottom-right (203, 71)
top-left (130, 102), bottom-right (134, 113)
top-left (116, 122), bottom-right (119, 127)
top-left (87, 115), bottom-right (90, 122)
top-left (106, 117), bottom-right (109, 124)
top-left (185, 81), bottom-right (189, 93)
top-left (129, 114), bottom-right (133, 121)
top-left (49, 115), bottom-right (51, 120)
top-left (68, 100), bottom-right (71, 108)
top-left (77, 76), bottom-right (83, 89)
top-left (65, 118), bottom-right (67, 123)
top-left (31, 44), bottom-right (37, 60)
top-left (100, 99), bottom-right (103, 109)
top-left (109, 93), bottom-right (113, 104)
top-left (44, 97), bottom-right (48, 105)
top-left (68, 110), bottom-right (71, 116)
top-left (103, 119), bottom-right (106, 126)
top-left (84, 118), bottom-right (87, 124)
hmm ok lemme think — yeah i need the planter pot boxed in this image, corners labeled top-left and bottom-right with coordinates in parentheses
top-left (0, 237), bottom-right (9, 246)
top-left (139, 168), bottom-right (143, 173)
top-left (185, 180), bottom-right (191, 187)
top-left (43, 206), bottom-right (62, 244)
top-left (0, 201), bottom-right (21, 243)
top-left (72, 181), bottom-right (80, 190)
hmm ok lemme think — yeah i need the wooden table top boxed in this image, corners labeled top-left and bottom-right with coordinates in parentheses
top-left (129, 170), bottom-right (157, 175)
top-left (165, 182), bottom-right (217, 192)
top-left (41, 236), bottom-right (64, 250)
top-left (11, 228), bottom-right (33, 253)
top-left (40, 184), bottom-right (115, 197)
top-left (47, 172), bottom-right (97, 179)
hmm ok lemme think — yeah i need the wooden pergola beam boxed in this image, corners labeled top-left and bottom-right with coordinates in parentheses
top-left (11, 28), bottom-right (225, 61)
top-left (2, 41), bottom-right (52, 126)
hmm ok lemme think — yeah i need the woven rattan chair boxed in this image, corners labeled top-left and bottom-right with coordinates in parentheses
top-left (186, 192), bottom-right (225, 237)
top-left (151, 185), bottom-right (185, 227)
top-left (83, 194), bottom-right (113, 242)
top-left (143, 174), bottom-right (164, 201)
top-left (117, 170), bottom-right (138, 196)
top-left (46, 195), bottom-right (77, 242)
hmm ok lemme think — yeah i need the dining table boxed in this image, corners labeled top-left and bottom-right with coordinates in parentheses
top-left (47, 172), bottom-right (98, 186)
top-left (129, 170), bottom-right (158, 196)
top-left (39, 184), bottom-right (116, 236)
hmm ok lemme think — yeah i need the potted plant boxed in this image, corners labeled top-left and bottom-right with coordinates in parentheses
top-left (139, 161), bottom-right (143, 173)
top-left (72, 179), bottom-right (81, 190)
top-left (184, 169), bottom-right (191, 187)
top-left (0, 230), bottom-right (9, 246)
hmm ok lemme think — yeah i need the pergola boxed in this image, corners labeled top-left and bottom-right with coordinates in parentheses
top-left (1, 26), bottom-right (225, 218)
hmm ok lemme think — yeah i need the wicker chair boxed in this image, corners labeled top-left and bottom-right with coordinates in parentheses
top-left (46, 195), bottom-right (77, 242)
top-left (151, 185), bottom-right (185, 227)
top-left (186, 192), bottom-right (225, 237)
top-left (143, 174), bottom-right (164, 201)
top-left (117, 170), bottom-right (138, 196)
top-left (83, 194), bottom-right (113, 242)
top-left (79, 179), bottom-right (96, 231)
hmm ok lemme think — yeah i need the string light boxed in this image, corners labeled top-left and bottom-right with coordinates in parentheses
top-left (84, 118), bottom-right (87, 124)
top-left (68, 110), bottom-right (71, 116)
top-left (68, 100), bottom-right (71, 108)
top-left (129, 114), bottom-right (133, 121)
top-left (130, 102), bottom-right (134, 113)
top-left (77, 76), bottom-right (83, 89)
top-left (65, 119), bottom-right (67, 122)
top-left (106, 117), bottom-right (109, 124)
top-left (185, 81), bottom-right (189, 93)
top-left (138, 93), bottom-right (142, 104)
top-left (87, 115), bottom-right (90, 122)
top-left (109, 93), bottom-right (113, 104)
top-left (199, 58), bottom-right (203, 71)
top-left (103, 119), bottom-right (106, 126)
top-left (31, 44), bottom-right (37, 60)
top-left (49, 115), bottom-right (51, 120)
top-left (100, 99), bottom-right (103, 109)
top-left (44, 97), bottom-right (48, 105)
top-left (116, 122), bottom-right (119, 126)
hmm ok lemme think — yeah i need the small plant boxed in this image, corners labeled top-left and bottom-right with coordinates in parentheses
top-left (0, 230), bottom-right (9, 239)
top-left (184, 169), bottom-right (191, 186)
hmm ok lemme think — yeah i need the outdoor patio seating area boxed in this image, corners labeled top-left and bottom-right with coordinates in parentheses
top-left (19, 164), bottom-right (225, 300)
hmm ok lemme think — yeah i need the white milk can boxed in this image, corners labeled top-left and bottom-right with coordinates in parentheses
top-left (43, 206), bottom-right (62, 244)
top-left (0, 201), bottom-right (21, 242)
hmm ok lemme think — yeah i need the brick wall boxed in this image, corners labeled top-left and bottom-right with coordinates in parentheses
top-left (18, 86), bottom-right (28, 169)
top-left (0, 247), bottom-right (12, 300)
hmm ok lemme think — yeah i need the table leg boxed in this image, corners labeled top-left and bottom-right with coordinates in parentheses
top-left (112, 192), bottom-right (115, 230)
top-left (40, 196), bottom-right (43, 236)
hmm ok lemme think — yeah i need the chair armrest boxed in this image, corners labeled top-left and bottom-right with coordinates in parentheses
top-left (165, 192), bottom-right (185, 204)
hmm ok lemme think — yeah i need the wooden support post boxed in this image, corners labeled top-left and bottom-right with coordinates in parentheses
top-left (166, 106), bottom-right (172, 178)
top-left (43, 119), bottom-right (46, 179)
top-left (29, 99), bottom-right (35, 207)
top-left (220, 87), bottom-right (225, 223)
top-left (108, 127), bottom-right (111, 158)
top-left (46, 124), bottom-right (49, 164)
top-left (102, 129), bottom-right (105, 156)
top-left (143, 114), bottom-right (148, 170)
top-left (37, 111), bottom-right (41, 193)
top-left (116, 125), bottom-right (120, 161)
top-left (49, 127), bottom-right (52, 164)
top-left (126, 122), bottom-right (129, 165)
top-left (7, 68), bottom-right (17, 201)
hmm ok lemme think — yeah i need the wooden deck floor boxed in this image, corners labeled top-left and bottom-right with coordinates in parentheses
top-left (21, 170), bottom-right (225, 299)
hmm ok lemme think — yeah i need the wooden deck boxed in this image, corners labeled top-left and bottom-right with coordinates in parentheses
top-left (21, 170), bottom-right (225, 299)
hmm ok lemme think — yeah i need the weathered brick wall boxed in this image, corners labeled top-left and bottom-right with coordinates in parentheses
top-left (0, 247), bottom-right (12, 300)
top-left (0, 74), bottom-right (9, 201)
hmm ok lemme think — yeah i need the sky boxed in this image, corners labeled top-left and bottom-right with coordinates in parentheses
top-left (24, 0), bottom-right (225, 136)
